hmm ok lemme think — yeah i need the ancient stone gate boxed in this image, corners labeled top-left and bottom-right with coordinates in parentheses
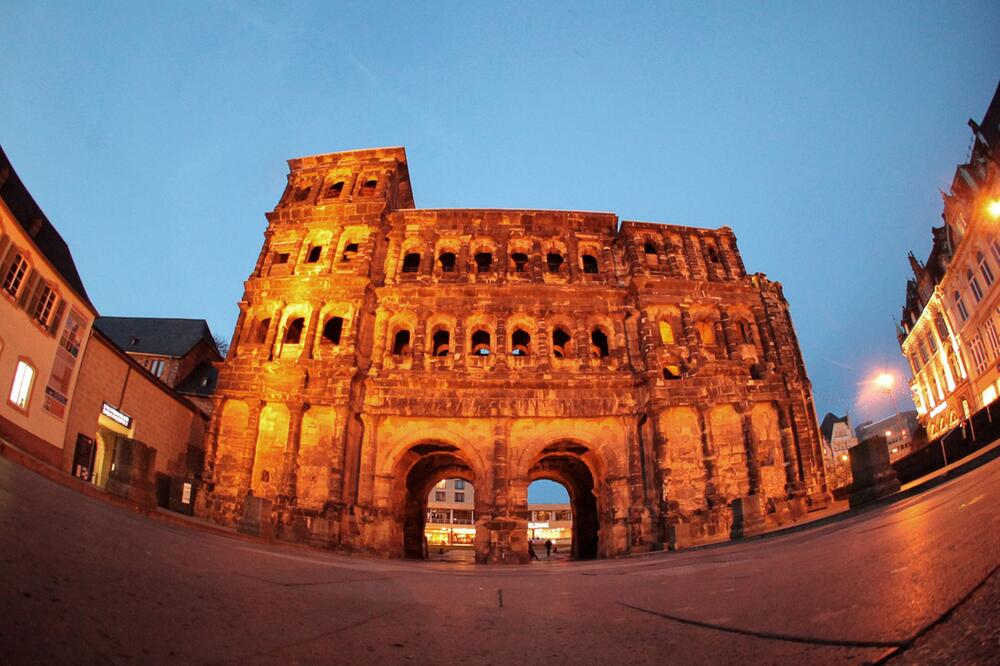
top-left (198, 147), bottom-right (829, 563)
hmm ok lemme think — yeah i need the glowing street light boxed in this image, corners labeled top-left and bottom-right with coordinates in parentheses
top-left (987, 198), bottom-right (1000, 219)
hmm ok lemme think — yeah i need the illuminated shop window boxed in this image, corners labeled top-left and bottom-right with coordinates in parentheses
top-left (9, 360), bottom-right (36, 410)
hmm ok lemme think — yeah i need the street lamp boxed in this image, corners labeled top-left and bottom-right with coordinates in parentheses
top-left (874, 373), bottom-right (913, 463)
top-left (987, 198), bottom-right (1000, 219)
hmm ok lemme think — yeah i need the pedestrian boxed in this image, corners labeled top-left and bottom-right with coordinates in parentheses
top-left (528, 539), bottom-right (539, 560)
top-left (545, 539), bottom-right (553, 557)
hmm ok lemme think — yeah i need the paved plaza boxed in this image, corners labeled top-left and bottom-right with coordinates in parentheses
top-left (1, 454), bottom-right (998, 664)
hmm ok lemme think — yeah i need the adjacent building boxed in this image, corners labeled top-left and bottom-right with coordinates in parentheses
top-left (855, 411), bottom-right (922, 463)
top-left (0, 145), bottom-right (97, 467)
top-left (819, 412), bottom-right (857, 489)
top-left (899, 82), bottom-right (1000, 439)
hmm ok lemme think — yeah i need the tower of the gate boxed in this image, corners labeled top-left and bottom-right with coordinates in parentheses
top-left (200, 147), bottom-right (829, 562)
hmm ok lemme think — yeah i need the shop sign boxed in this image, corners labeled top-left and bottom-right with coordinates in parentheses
top-left (528, 522), bottom-right (550, 529)
top-left (101, 402), bottom-right (132, 428)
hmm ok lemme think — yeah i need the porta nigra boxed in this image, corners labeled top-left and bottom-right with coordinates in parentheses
top-left (199, 147), bottom-right (829, 563)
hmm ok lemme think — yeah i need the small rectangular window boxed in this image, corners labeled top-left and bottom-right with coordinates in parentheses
top-left (454, 479), bottom-right (465, 490)
top-left (9, 360), bottom-right (36, 410)
top-left (434, 491), bottom-right (446, 501)
top-left (454, 492), bottom-right (465, 503)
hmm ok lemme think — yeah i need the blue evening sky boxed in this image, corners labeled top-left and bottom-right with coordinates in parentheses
top-left (2, 3), bottom-right (997, 503)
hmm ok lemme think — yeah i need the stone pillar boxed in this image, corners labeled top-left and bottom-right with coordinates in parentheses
top-left (574, 324), bottom-right (590, 364)
top-left (847, 435), bottom-right (900, 507)
top-left (229, 307), bottom-right (248, 358)
top-left (356, 413), bottom-right (380, 506)
top-left (263, 305), bottom-right (283, 361)
top-left (636, 309), bottom-right (659, 375)
top-left (679, 307), bottom-right (697, 360)
top-left (495, 316), bottom-right (508, 368)
top-left (719, 310), bottom-right (739, 360)
top-left (697, 407), bottom-right (720, 508)
top-left (254, 229), bottom-right (275, 276)
top-left (279, 402), bottom-right (307, 503)
top-left (681, 235), bottom-right (704, 280)
top-left (496, 232), bottom-right (509, 282)
top-left (327, 406), bottom-right (350, 505)
top-left (716, 230), bottom-right (737, 278)
top-left (412, 311), bottom-right (428, 366)
top-left (740, 409), bottom-right (761, 496)
top-left (370, 310), bottom-right (390, 371)
top-left (237, 400), bottom-right (265, 501)
top-left (623, 234), bottom-right (643, 275)
top-left (457, 244), bottom-right (470, 280)
top-left (530, 238), bottom-right (544, 282)
top-left (536, 315), bottom-right (551, 370)
top-left (201, 397), bottom-right (226, 486)
top-left (303, 306), bottom-right (322, 359)
top-left (453, 318), bottom-right (466, 368)
top-left (567, 234), bottom-right (581, 283)
top-left (420, 234), bottom-right (436, 279)
top-left (612, 318), bottom-right (628, 368)
top-left (778, 402), bottom-right (805, 495)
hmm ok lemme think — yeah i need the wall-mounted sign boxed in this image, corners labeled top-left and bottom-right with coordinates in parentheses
top-left (528, 522), bottom-right (550, 529)
top-left (101, 402), bottom-right (132, 429)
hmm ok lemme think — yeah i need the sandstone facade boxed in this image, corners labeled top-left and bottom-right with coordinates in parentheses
top-left (199, 147), bottom-right (829, 562)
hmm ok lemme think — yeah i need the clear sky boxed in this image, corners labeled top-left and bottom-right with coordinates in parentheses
top-left (2, 3), bottom-right (998, 503)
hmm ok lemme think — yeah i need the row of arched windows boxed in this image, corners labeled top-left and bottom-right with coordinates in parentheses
top-left (397, 247), bottom-right (603, 277)
top-left (289, 175), bottom-right (379, 204)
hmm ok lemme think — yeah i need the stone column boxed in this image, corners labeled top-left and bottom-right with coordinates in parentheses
top-left (719, 310), bottom-right (739, 360)
top-left (420, 234), bottom-right (436, 279)
top-left (679, 307), bottom-right (697, 358)
top-left (495, 316), bottom-right (508, 368)
top-left (457, 244), bottom-right (470, 281)
top-left (237, 400), bottom-right (265, 501)
top-left (739, 408), bottom-right (761, 496)
top-left (304, 305), bottom-right (322, 359)
top-left (623, 234), bottom-right (643, 275)
top-left (356, 413), bottom-right (380, 506)
top-left (612, 318), bottom-right (628, 368)
top-left (201, 396), bottom-right (226, 486)
top-left (574, 324), bottom-right (590, 364)
top-left (327, 406), bottom-right (350, 505)
top-left (453, 317), bottom-right (466, 368)
top-left (778, 402), bottom-right (805, 495)
top-left (682, 235), bottom-right (705, 280)
top-left (530, 238), bottom-right (544, 282)
top-left (263, 305), bottom-right (283, 361)
top-left (716, 231), bottom-right (737, 278)
top-left (697, 407), bottom-right (720, 508)
top-left (536, 314), bottom-right (551, 370)
top-left (279, 402), bottom-right (308, 504)
top-left (412, 310), bottom-right (428, 366)
top-left (496, 232), bottom-right (509, 282)
top-left (567, 234), bottom-right (581, 283)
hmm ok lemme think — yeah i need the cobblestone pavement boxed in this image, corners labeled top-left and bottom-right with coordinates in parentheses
top-left (1, 455), bottom-right (998, 664)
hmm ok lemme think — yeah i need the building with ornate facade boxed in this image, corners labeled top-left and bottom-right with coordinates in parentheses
top-left (199, 146), bottom-right (829, 563)
top-left (899, 83), bottom-right (1000, 439)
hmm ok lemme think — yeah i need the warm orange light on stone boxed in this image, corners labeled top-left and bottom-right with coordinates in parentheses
top-left (198, 147), bottom-right (830, 563)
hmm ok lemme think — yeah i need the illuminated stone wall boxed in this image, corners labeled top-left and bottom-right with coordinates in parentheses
top-left (199, 147), bottom-right (828, 561)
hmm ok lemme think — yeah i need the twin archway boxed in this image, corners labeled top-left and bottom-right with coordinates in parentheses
top-left (387, 434), bottom-right (610, 563)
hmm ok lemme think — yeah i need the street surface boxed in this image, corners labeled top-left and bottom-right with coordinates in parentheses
top-left (1, 455), bottom-right (998, 664)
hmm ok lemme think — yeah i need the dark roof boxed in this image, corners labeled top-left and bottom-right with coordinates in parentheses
top-left (0, 144), bottom-right (95, 311)
top-left (94, 316), bottom-right (221, 358)
top-left (175, 362), bottom-right (219, 398)
top-left (819, 412), bottom-right (850, 442)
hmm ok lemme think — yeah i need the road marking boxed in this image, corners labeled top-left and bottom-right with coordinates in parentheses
top-left (890, 567), bottom-right (909, 574)
top-left (960, 494), bottom-right (986, 509)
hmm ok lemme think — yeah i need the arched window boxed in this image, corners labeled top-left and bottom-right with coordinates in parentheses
top-left (738, 321), bottom-right (753, 344)
top-left (284, 318), bottom-right (305, 344)
top-left (591, 328), bottom-right (610, 358)
top-left (254, 318), bottom-right (271, 344)
top-left (471, 329), bottom-right (491, 355)
top-left (322, 317), bottom-right (343, 345)
top-left (582, 255), bottom-right (599, 274)
top-left (439, 252), bottom-right (457, 273)
top-left (342, 243), bottom-right (359, 262)
top-left (551, 328), bottom-right (572, 358)
top-left (662, 365), bottom-right (680, 380)
top-left (546, 253), bottom-right (564, 273)
top-left (511, 252), bottom-right (529, 273)
top-left (294, 184), bottom-right (311, 201)
top-left (707, 244), bottom-right (721, 263)
top-left (306, 246), bottom-right (322, 263)
top-left (326, 181), bottom-right (344, 198)
top-left (392, 330), bottom-right (411, 356)
top-left (967, 270), bottom-right (984, 303)
top-left (402, 252), bottom-right (421, 273)
top-left (432, 329), bottom-right (450, 356)
top-left (977, 252), bottom-right (994, 286)
top-left (644, 241), bottom-right (657, 255)
top-left (511, 329), bottom-right (530, 356)
top-left (474, 252), bottom-right (492, 273)
top-left (659, 321), bottom-right (675, 345)
top-left (953, 290), bottom-right (969, 321)
top-left (360, 179), bottom-right (377, 196)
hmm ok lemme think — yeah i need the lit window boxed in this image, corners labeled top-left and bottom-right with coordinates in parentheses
top-left (659, 321), bottom-right (675, 345)
top-left (2, 254), bottom-right (28, 297)
top-left (968, 270), bottom-right (984, 303)
top-left (978, 252), bottom-right (994, 286)
top-left (9, 360), bottom-right (35, 410)
top-left (954, 291), bottom-right (969, 321)
top-left (305, 246), bottom-right (322, 263)
top-left (33, 285), bottom-right (56, 325)
top-left (454, 479), bottom-right (465, 490)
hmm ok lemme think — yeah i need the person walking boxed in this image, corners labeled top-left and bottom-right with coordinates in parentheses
top-left (545, 539), bottom-right (553, 558)
top-left (528, 539), bottom-right (539, 560)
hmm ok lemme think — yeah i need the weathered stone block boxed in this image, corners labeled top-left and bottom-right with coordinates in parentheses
top-left (238, 494), bottom-right (274, 539)
top-left (730, 494), bottom-right (766, 539)
top-left (848, 436), bottom-right (900, 507)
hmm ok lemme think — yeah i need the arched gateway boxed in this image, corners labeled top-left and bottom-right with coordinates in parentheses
top-left (197, 147), bottom-right (830, 563)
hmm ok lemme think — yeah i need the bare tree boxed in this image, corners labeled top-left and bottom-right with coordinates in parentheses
top-left (213, 334), bottom-right (230, 357)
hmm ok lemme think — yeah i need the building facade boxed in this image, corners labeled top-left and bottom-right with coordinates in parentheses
top-left (819, 412), bottom-right (857, 489)
top-left (855, 411), bottom-right (922, 463)
top-left (900, 83), bottom-right (1000, 439)
top-left (0, 145), bottom-right (97, 467)
top-left (425, 478), bottom-right (477, 548)
top-left (200, 147), bottom-right (829, 563)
